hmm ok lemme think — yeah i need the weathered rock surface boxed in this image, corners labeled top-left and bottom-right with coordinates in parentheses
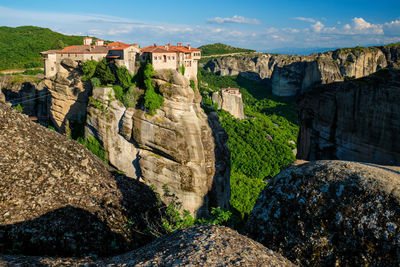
top-left (1, 225), bottom-right (295, 266)
top-left (212, 89), bottom-right (245, 119)
top-left (47, 59), bottom-right (90, 132)
top-left (297, 68), bottom-right (400, 165)
top-left (245, 160), bottom-right (400, 266)
top-left (204, 44), bottom-right (398, 96)
top-left (86, 70), bottom-right (231, 216)
top-left (0, 103), bottom-right (164, 257)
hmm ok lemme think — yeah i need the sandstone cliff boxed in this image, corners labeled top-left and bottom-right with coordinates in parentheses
top-left (1, 225), bottom-right (295, 266)
top-left (86, 70), bottom-right (231, 216)
top-left (0, 59), bottom-right (90, 131)
top-left (204, 44), bottom-right (398, 96)
top-left (212, 89), bottom-right (245, 119)
top-left (245, 160), bottom-right (400, 266)
top-left (0, 103), bottom-right (165, 257)
top-left (297, 68), bottom-right (400, 165)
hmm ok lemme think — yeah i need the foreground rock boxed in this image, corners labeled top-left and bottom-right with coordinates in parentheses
top-left (245, 160), bottom-right (400, 266)
top-left (204, 44), bottom-right (399, 96)
top-left (86, 70), bottom-right (231, 216)
top-left (1, 225), bottom-right (295, 266)
top-left (0, 104), bottom-right (164, 257)
top-left (297, 68), bottom-right (400, 165)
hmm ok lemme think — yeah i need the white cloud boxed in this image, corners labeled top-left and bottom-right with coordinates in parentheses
top-left (207, 15), bottom-right (260, 25)
top-left (352, 17), bottom-right (383, 34)
top-left (266, 27), bottom-right (278, 34)
top-left (384, 20), bottom-right (400, 36)
top-left (292, 17), bottom-right (316, 23)
top-left (311, 21), bottom-right (324, 32)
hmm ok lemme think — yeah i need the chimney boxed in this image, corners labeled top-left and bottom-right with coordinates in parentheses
top-left (154, 43), bottom-right (157, 47)
top-left (188, 44), bottom-right (191, 50)
top-left (165, 45), bottom-right (169, 51)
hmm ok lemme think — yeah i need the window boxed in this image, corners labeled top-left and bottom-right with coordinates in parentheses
top-left (168, 56), bottom-right (170, 60)
top-left (163, 55), bottom-right (167, 62)
top-left (51, 67), bottom-right (54, 71)
top-left (91, 56), bottom-right (93, 60)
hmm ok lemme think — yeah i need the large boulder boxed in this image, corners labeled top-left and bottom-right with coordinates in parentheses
top-left (245, 160), bottom-right (400, 266)
top-left (0, 103), bottom-right (164, 257)
top-left (1, 226), bottom-right (295, 266)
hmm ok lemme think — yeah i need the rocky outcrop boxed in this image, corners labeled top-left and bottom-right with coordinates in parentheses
top-left (0, 103), bottom-right (165, 257)
top-left (297, 68), bottom-right (400, 165)
top-left (204, 44), bottom-right (398, 96)
top-left (0, 75), bottom-right (50, 122)
top-left (212, 89), bottom-right (245, 119)
top-left (47, 59), bottom-right (90, 132)
top-left (1, 225), bottom-right (295, 266)
top-left (245, 160), bottom-right (400, 266)
top-left (86, 70), bottom-right (231, 216)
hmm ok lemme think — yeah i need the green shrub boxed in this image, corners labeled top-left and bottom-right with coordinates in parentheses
top-left (77, 136), bottom-right (107, 162)
top-left (123, 86), bottom-right (138, 108)
top-left (143, 63), bottom-right (163, 115)
top-left (95, 58), bottom-right (116, 84)
top-left (198, 43), bottom-right (255, 56)
top-left (115, 66), bottom-right (132, 89)
top-left (190, 80), bottom-right (196, 92)
top-left (13, 104), bottom-right (23, 113)
top-left (180, 64), bottom-right (185, 75)
top-left (82, 60), bottom-right (98, 81)
top-left (90, 77), bottom-right (101, 88)
top-left (112, 85), bottom-right (124, 102)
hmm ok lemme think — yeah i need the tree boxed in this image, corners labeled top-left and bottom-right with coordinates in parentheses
top-left (115, 66), bottom-right (132, 89)
top-left (51, 39), bottom-right (65, 50)
top-left (82, 60), bottom-right (98, 81)
top-left (143, 63), bottom-right (163, 115)
top-left (95, 58), bottom-right (116, 85)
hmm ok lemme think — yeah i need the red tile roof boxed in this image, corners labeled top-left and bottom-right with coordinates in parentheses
top-left (140, 44), bottom-right (201, 54)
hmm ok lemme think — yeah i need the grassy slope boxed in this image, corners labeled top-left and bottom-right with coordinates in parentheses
top-left (0, 26), bottom-right (84, 70)
top-left (198, 43), bottom-right (255, 56)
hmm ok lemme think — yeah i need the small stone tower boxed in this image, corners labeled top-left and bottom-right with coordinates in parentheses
top-left (83, 36), bottom-right (92, 45)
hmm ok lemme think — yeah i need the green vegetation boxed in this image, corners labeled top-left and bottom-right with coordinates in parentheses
top-left (143, 63), bottom-right (164, 115)
top-left (180, 64), bottom-right (185, 75)
top-left (198, 43), bottom-right (255, 56)
top-left (0, 26), bottom-right (83, 70)
top-left (190, 80), bottom-right (196, 92)
top-left (153, 185), bottom-right (233, 234)
top-left (198, 68), bottom-right (298, 219)
top-left (77, 136), bottom-right (107, 162)
top-left (13, 104), bottom-right (23, 113)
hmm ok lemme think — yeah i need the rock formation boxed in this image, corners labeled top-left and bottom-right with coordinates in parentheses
top-left (297, 68), bottom-right (400, 165)
top-left (1, 225), bottom-right (295, 266)
top-left (86, 69), bottom-right (231, 216)
top-left (0, 103), bottom-right (165, 257)
top-left (47, 58), bottom-right (90, 132)
top-left (245, 160), bottom-right (400, 266)
top-left (212, 88), bottom-right (245, 119)
top-left (204, 44), bottom-right (398, 96)
top-left (0, 75), bottom-right (50, 123)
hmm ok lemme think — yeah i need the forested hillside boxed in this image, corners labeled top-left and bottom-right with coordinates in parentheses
top-left (198, 43), bottom-right (255, 56)
top-left (198, 69), bottom-right (298, 221)
top-left (0, 26), bottom-right (84, 70)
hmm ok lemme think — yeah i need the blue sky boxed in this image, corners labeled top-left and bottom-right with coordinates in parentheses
top-left (0, 0), bottom-right (399, 52)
